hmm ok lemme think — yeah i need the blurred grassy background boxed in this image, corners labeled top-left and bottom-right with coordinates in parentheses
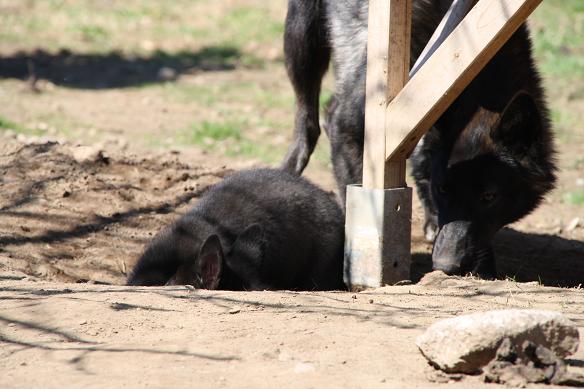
top-left (0, 0), bottom-right (582, 202)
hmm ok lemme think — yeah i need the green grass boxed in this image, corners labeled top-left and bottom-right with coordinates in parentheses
top-left (531, 0), bottom-right (584, 147)
top-left (0, 1), bottom-right (283, 61)
top-left (0, 1), bottom-right (579, 174)
top-left (220, 6), bottom-right (284, 45)
top-left (179, 119), bottom-right (285, 164)
top-left (532, 0), bottom-right (584, 81)
top-left (164, 80), bottom-right (293, 109)
top-left (571, 157), bottom-right (584, 170)
top-left (187, 120), bottom-right (242, 144)
top-left (0, 115), bottom-right (40, 136)
top-left (0, 116), bottom-right (21, 131)
top-left (319, 90), bottom-right (333, 110)
top-left (563, 190), bottom-right (584, 206)
top-left (0, 113), bottom-right (84, 141)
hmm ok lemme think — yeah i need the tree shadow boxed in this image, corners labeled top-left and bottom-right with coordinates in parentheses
top-left (0, 46), bottom-right (247, 89)
top-left (411, 227), bottom-right (584, 287)
top-left (0, 311), bottom-right (239, 366)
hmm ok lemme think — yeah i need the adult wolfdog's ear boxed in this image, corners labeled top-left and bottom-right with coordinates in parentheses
top-left (491, 91), bottom-right (543, 158)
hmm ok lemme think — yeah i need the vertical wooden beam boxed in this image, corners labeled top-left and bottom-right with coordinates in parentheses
top-left (362, 0), bottom-right (411, 189)
top-left (345, 0), bottom-right (413, 289)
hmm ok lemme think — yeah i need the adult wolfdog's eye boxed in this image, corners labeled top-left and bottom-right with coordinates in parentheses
top-left (482, 191), bottom-right (497, 203)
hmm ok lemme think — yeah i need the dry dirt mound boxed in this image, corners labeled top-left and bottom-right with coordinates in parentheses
top-left (0, 140), bottom-right (230, 284)
top-left (1, 138), bottom-right (583, 288)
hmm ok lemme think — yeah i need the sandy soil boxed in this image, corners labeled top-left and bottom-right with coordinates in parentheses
top-left (0, 1), bottom-right (582, 385)
top-left (2, 270), bottom-right (584, 389)
top-left (0, 139), bottom-right (583, 388)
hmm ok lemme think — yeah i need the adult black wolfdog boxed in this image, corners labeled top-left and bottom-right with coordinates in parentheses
top-left (281, 0), bottom-right (556, 278)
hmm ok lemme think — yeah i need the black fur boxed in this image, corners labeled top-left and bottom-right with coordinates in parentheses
top-left (127, 168), bottom-right (345, 290)
top-left (281, 0), bottom-right (556, 278)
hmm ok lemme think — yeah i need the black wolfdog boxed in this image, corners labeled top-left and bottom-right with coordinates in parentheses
top-left (127, 169), bottom-right (345, 290)
top-left (281, 0), bottom-right (556, 278)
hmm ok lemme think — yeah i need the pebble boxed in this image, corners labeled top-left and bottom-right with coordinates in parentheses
top-left (567, 218), bottom-right (581, 232)
top-left (294, 362), bottom-right (315, 374)
top-left (72, 146), bottom-right (108, 164)
top-left (157, 67), bottom-right (177, 81)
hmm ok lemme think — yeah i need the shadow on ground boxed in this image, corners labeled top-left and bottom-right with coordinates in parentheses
top-left (1, 142), bottom-right (582, 287)
top-left (412, 228), bottom-right (584, 287)
top-left (0, 46), bottom-right (250, 89)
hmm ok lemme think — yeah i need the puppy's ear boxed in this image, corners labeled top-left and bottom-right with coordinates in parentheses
top-left (231, 224), bottom-right (264, 269)
top-left (491, 91), bottom-right (543, 158)
top-left (226, 224), bottom-right (267, 290)
top-left (195, 234), bottom-right (224, 290)
top-left (165, 256), bottom-right (196, 286)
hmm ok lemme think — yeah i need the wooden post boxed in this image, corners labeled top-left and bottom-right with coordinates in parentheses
top-left (362, 0), bottom-right (411, 189)
top-left (344, 0), bottom-right (413, 289)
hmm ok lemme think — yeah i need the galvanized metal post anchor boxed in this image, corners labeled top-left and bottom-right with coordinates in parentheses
top-left (344, 184), bottom-right (412, 290)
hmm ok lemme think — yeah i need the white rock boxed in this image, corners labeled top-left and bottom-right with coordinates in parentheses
top-left (416, 309), bottom-right (579, 374)
top-left (294, 362), bottom-right (315, 374)
top-left (72, 146), bottom-right (107, 164)
top-left (567, 218), bottom-right (581, 232)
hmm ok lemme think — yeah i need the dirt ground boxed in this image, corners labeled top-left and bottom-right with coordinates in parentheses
top-left (0, 138), bottom-right (583, 388)
top-left (1, 0), bottom-right (584, 387)
top-left (2, 269), bottom-right (584, 389)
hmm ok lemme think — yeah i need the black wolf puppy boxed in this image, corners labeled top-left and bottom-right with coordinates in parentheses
top-left (281, 0), bottom-right (556, 278)
top-left (127, 168), bottom-right (345, 290)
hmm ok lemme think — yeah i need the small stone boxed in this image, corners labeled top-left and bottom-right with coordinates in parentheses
top-left (496, 338), bottom-right (517, 363)
top-left (567, 218), bottom-right (581, 232)
top-left (157, 67), bottom-right (177, 81)
top-left (294, 362), bottom-right (315, 374)
top-left (416, 309), bottom-right (579, 374)
top-left (368, 299), bottom-right (374, 304)
top-left (229, 307), bottom-right (241, 315)
top-left (534, 343), bottom-right (561, 366)
top-left (351, 294), bottom-right (357, 299)
top-left (79, 320), bottom-right (88, 325)
top-left (278, 352), bottom-right (291, 362)
top-left (72, 146), bottom-right (108, 164)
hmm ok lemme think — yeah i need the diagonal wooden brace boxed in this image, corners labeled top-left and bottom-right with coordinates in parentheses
top-left (386, 0), bottom-right (543, 162)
